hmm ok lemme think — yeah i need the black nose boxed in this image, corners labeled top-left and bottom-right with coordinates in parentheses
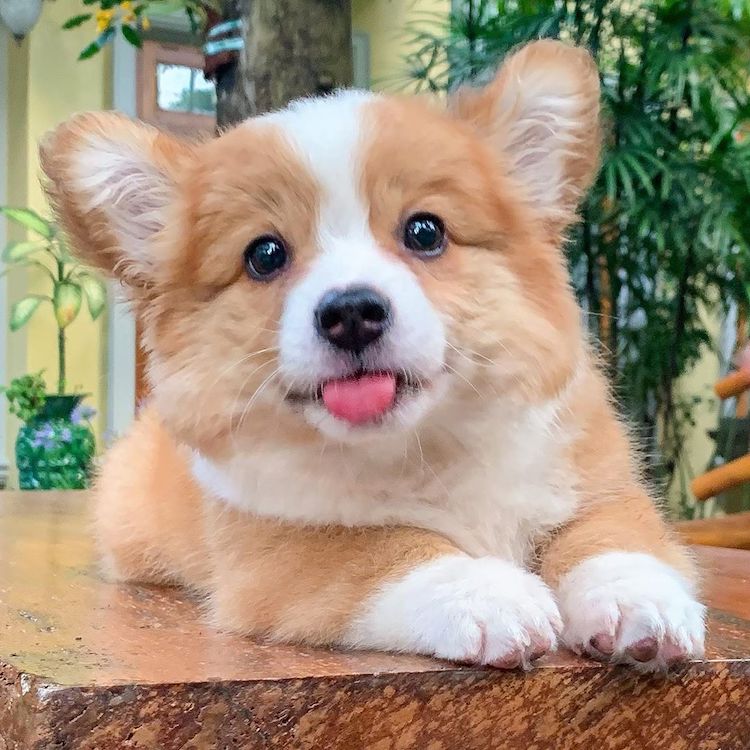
top-left (315, 286), bottom-right (391, 353)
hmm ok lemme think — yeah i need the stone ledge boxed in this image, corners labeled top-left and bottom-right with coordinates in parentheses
top-left (1, 492), bottom-right (748, 749)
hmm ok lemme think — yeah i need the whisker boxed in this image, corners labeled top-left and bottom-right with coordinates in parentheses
top-left (412, 429), bottom-right (450, 497)
top-left (192, 347), bottom-right (278, 434)
top-left (228, 359), bottom-right (279, 443)
top-left (443, 361), bottom-right (483, 398)
top-left (207, 347), bottom-right (279, 393)
top-left (235, 366), bottom-right (282, 432)
top-left (446, 340), bottom-right (497, 368)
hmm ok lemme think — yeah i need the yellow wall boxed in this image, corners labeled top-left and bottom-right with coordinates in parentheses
top-left (672, 307), bottom-right (723, 512)
top-left (353, 0), bottom-right (450, 90)
top-left (5, 0), bottom-right (110, 449)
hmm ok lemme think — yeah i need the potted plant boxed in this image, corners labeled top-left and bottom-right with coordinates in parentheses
top-left (60, 1), bottom-right (216, 60)
top-left (1, 206), bottom-right (105, 489)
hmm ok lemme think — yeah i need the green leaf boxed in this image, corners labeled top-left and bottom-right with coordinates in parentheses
top-left (10, 296), bottom-right (46, 331)
top-left (78, 40), bottom-right (101, 60)
top-left (0, 207), bottom-right (54, 239)
top-left (77, 273), bottom-right (107, 320)
top-left (121, 24), bottom-right (142, 48)
top-left (616, 161), bottom-right (636, 204)
top-left (53, 282), bottom-right (83, 329)
top-left (623, 154), bottom-right (655, 197)
top-left (2, 240), bottom-right (43, 263)
top-left (99, 25), bottom-right (116, 44)
top-left (63, 13), bottom-right (92, 29)
top-left (79, 26), bottom-right (114, 61)
top-left (0, 259), bottom-right (56, 283)
top-left (604, 162), bottom-right (617, 202)
top-left (186, 6), bottom-right (198, 33)
top-left (55, 236), bottom-right (75, 263)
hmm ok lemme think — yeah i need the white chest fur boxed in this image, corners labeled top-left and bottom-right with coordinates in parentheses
top-left (190, 397), bottom-right (579, 564)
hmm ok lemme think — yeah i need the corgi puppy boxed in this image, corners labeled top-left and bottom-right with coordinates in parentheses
top-left (41, 40), bottom-right (705, 671)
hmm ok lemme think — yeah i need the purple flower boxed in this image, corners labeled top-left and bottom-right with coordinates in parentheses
top-left (31, 423), bottom-right (56, 450)
top-left (71, 404), bottom-right (96, 425)
top-left (35, 424), bottom-right (54, 440)
top-left (30, 436), bottom-right (55, 450)
top-left (60, 427), bottom-right (73, 443)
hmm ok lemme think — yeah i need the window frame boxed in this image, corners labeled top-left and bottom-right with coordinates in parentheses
top-left (136, 40), bottom-right (216, 136)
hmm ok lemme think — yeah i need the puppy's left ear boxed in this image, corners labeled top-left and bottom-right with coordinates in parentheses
top-left (452, 39), bottom-right (601, 231)
top-left (40, 111), bottom-right (195, 291)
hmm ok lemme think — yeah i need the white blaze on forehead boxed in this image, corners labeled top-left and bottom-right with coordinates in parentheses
top-left (256, 90), bottom-right (375, 239)
top-left (250, 91), bottom-right (448, 441)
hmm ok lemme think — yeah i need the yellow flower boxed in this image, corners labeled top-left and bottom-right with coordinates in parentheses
top-left (120, 0), bottom-right (135, 22)
top-left (95, 8), bottom-right (114, 33)
top-left (141, 15), bottom-right (151, 31)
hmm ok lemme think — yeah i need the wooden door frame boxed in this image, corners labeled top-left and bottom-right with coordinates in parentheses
top-left (137, 40), bottom-right (215, 136)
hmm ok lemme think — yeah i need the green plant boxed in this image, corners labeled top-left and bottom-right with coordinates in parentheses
top-left (1, 207), bottom-right (107, 394)
top-left (61, 0), bottom-right (218, 59)
top-left (0, 373), bottom-right (46, 423)
top-left (405, 0), bottom-right (750, 515)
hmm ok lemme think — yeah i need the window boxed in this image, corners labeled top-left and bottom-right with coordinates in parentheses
top-left (156, 63), bottom-right (216, 115)
top-left (137, 41), bottom-right (216, 137)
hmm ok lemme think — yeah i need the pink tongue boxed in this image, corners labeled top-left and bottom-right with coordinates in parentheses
top-left (322, 373), bottom-right (397, 425)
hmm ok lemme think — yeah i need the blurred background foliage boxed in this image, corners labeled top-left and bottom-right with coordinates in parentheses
top-left (406, 0), bottom-right (750, 517)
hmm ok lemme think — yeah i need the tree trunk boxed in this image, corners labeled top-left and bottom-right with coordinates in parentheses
top-left (216, 0), bottom-right (353, 127)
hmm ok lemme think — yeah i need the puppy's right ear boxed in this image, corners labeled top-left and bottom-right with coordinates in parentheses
top-left (40, 112), bottom-right (194, 288)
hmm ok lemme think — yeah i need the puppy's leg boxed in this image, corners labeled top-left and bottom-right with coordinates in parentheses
top-left (540, 491), bottom-right (706, 670)
top-left (208, 508), bottom-right (562, 668)
top-left (96, 411), bottom-right (558, 666)
top-left (93, 408), bottom-right (213, 591)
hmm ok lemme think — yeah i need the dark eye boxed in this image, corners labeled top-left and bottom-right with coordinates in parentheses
top-left (244, 235), bottom-right (288, 280)
top-left (403, 213), bottom-right (446, 257)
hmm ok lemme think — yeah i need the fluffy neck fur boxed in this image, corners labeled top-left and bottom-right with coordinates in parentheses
top-left (189, 363), bottom-right (583, 563)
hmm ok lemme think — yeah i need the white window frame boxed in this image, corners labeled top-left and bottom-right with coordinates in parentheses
top-left (107, 34), bottom-right (138, 441)
top-left (352, 31), bottom-right (370, 89)
top-left (0, 27), bottom-right (9, 486)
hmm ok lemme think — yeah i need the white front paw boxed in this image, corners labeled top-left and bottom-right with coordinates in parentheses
top-left (558, 552), bottom-right (706, 671)
top-left (345, 555), bottom-right (562, 669)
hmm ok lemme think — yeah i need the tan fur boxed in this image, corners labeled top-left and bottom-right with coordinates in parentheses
top-left (362, 95), bottom-right (583, 403)
top-left (40, 113), bottom-right (196, 287)
top-left (94, 408), bottom-right (211, 590)
top-left (539, 366), bottom-right (695, 585)
top-left (97, 408), bottom-right (458, 644)
top-left (42, 40), bottom-right (698, 654)
top-left (452, 39), bottom-right (601, 232)
top-left (206, 507), bottom-right (458, 644)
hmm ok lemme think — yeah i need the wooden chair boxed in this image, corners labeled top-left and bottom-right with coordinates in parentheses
top-left (678, 368), bottom-right (750, 550)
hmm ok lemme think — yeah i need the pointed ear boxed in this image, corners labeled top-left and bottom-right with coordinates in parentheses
top-left (40, 112), bottom-right (194, 288)
top-left (452, 40), bottom-right (601, 230)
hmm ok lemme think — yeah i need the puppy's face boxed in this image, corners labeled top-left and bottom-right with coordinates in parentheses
top-left (42, 40), bottom-right (600, 452)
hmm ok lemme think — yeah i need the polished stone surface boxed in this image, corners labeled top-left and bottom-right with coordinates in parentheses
top-left (1, 492), bottom-right (749, 749)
